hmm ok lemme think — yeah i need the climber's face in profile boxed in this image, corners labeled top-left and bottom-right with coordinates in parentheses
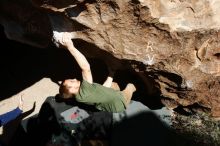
top-left (59, 79), bottom-right (81, 98)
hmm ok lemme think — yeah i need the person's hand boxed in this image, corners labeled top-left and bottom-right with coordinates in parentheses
top-left (60, 32), bottom-right (74, 48)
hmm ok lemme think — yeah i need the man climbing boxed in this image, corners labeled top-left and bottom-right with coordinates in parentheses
top-left (58, 32), bottom-right (136, 113)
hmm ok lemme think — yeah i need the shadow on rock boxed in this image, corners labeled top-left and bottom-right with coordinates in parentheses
top-left (111, 111), bottom-right (181, 146)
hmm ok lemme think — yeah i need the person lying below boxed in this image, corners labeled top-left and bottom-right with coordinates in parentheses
top-left (58, 32), bottom-right (136, 113)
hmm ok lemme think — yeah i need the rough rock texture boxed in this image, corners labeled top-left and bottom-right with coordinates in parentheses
top-left (0, 0), bottom-right (219, 116)
top-left (0, 0), bottom-right (52, 47)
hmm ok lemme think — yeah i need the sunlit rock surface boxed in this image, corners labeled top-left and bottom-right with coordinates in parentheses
top-left (0, 0), bottom-right (219, 116)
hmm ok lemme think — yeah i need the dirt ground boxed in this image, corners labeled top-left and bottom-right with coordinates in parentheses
top-left (0, 78), bottom-right (59, 143)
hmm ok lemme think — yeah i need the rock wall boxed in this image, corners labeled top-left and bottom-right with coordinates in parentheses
top-left (0, 0), bottom-right (219, 116)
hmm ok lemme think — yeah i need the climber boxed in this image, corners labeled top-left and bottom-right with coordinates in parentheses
top-left (58, 32), bottom-right (136, 113)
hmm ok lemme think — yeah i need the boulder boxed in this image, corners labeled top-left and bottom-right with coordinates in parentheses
top-left (0, 0), bottom-right (219, 116)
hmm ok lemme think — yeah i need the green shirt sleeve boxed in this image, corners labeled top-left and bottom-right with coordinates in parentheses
top-left (75, 80), bottom-right (100, 104)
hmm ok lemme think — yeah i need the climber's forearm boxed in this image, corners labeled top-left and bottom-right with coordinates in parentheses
top-left (103, 76), bottom-right (113, 88)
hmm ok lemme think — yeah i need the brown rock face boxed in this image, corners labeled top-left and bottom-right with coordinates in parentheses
top-left (0, 0), bottom-right (52, 47)
top-left (0, 0), bottom-right (219, 116)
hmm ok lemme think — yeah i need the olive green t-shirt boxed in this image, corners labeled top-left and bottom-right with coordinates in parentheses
top-left (75, 80), bottom-right (126, 113)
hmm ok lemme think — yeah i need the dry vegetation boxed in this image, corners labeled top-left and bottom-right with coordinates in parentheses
top-left (172, 112), bottom-right (220, 146)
